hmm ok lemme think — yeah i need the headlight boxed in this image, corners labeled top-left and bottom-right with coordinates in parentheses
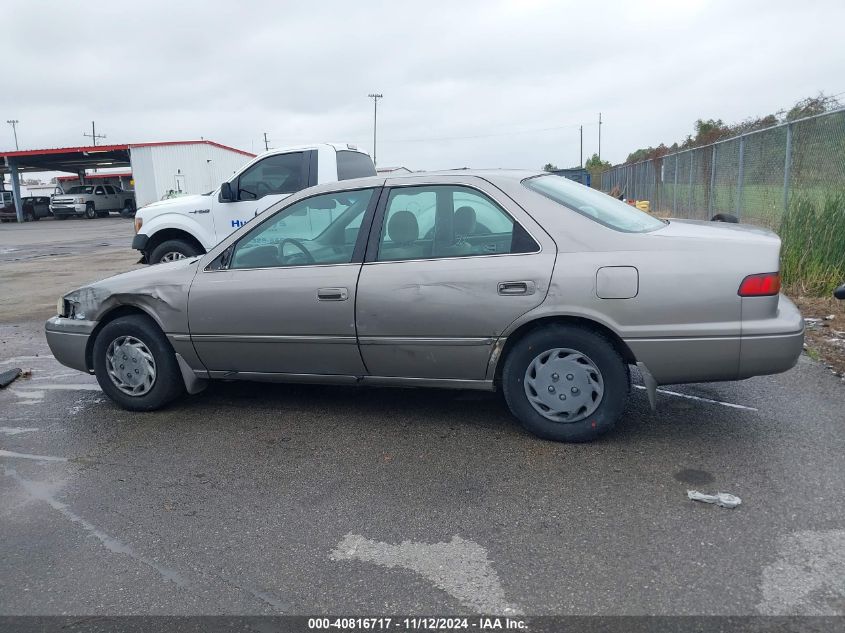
top-left (57, 297), bottom-right (66, 317)
top-left (134, 216), bottom-right (143, 233)
top-left (76, 197), bottom-right (85, 203)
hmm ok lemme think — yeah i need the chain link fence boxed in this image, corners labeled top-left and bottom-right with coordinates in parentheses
top-left (599, 107), bottom-right (845, 230)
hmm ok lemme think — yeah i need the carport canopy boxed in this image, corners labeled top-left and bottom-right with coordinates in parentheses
top-left (1, 144), bottom-right (131, 222)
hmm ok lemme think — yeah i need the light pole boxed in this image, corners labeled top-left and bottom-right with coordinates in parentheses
top-left (7, 120), bottom-right (19, 150)
top-left (368, 93), bottom-right (383, 166)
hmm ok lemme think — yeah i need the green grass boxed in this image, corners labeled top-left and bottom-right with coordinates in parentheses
top-left (780, 192), bottom-right (845, 296)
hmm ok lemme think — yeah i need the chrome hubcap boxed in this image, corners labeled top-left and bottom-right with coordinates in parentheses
top-left (160, 252), bottom-right (186, 262)
top-left (524, 348), bottom-right (604, 422)
top-left (105, 335), bottom-right (156, 396)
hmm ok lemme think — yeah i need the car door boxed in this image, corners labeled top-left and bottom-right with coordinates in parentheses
top-left (355, 178), bottom-right (557, 381)
top-left (93, 185), bottom-right (107, 210)
top-left (210, 150), bottom-right (315, 242)
top-left (188, 186), bottom-right (380, 377)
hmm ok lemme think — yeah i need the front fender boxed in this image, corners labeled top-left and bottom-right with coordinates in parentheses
top-left (136, 212), bottom-right (216, 251)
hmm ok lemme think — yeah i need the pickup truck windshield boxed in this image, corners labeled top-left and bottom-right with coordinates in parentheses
top-left (67, 186), bottom-right (95, 195)
top-left (523, 174), bottom-right (665, 233)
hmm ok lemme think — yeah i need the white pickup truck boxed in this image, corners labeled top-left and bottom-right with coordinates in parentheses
top-left (132, 143), bottom-right (377, 263)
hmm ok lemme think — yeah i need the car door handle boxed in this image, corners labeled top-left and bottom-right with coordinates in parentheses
top-left (317, 287), bottom-right (348, 301)
top-left (497, 281), bottom-right (535, 296)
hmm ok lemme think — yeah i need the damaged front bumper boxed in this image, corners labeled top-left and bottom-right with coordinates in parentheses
top-left (45, 316), bottom-right (96, 373)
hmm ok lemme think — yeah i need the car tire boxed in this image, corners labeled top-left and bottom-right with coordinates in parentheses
top-left (84, 203), bottom-right (96, 219)
top-left (92, 314), bottom-right (185, 411)
top-left (149, 239), bottom-right (201, 264)
top-left (501, 325), bottom-right (629, 442)
top-left (24, 211), bottom-right (35, 222)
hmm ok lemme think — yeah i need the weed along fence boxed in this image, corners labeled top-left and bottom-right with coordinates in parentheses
top-left (599, 108), bottom-right (845, 295)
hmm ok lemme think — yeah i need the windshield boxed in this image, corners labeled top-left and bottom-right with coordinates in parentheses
top-left (523, 174), bottom-right (665, 233)
top-left (67, 186), bottom-right (94, 195)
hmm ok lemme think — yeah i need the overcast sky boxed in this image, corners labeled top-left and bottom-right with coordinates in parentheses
top-left (3, 0), bottom-right (844, 172)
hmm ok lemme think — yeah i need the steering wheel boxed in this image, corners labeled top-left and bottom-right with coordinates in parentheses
top-left (276, 238), bottom-right (315, 264)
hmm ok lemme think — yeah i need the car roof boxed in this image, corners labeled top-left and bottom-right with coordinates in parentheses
top-left (298, 169), bottom-right (544, 196)
top-left (385, 168), bottom-right (542, 184)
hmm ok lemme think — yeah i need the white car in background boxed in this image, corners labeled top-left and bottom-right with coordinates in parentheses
top-left (131, 143), bottom-right (376, 263)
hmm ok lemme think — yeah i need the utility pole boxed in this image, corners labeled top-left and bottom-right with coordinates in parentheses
top-left (579, 125), bottom-right (583, 168)
top-left (598, 112), bottom-right (602, 162)
top-left (6, 120), bottom-right (19, 150)
top-left (368, 93), bottom-right (383, 166)
top-left (83, 121), bottom-right (106, 146)
top-left (263, 132), bottom-right (270, 151)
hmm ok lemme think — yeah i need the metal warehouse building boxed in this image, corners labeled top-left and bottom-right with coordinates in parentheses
top-left (0, 140), bottom-right (255, 222)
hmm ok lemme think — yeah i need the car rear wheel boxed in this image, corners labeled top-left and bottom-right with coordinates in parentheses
top-left (149, 239), bottom-right (201, 264)
top-left (84, 203), bottom-right (96, 219)
top-left (92, 314), bottom-right (184, 411)
top-left (501, 325), bottom-right (629, 442)
top-left (24, 211), bottom-right (35, 222)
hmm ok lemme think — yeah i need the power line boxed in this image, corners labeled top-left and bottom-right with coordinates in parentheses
top-left (83, 121), bottom-right (106, 146)
top-left (379, 120), bottom-right (594, 144)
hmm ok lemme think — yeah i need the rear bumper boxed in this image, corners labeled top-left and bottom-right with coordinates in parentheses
top-left (45, 316), bottom-right (96, 373)
top-left (625, 294), bottom-right (804, 385)
top-left (738, 294), bottom-right (804, 379)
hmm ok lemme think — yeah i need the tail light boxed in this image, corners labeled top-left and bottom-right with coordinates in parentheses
top-left (738, 272), bottom-right (781, 297)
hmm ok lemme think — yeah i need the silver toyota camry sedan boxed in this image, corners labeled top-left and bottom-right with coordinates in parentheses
top-left (45, 170), bottom-right (804, 442)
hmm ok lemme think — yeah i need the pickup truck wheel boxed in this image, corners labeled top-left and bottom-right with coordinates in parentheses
top-left (84, 203), bottom-right (96, 219)
top-left (24, 211), bottom-right (35, 222)
top-left (92, 314), bottom-right (184, 411)
top-left (150, 239), bottom-right (201, 264)
top-left (502, 325), bottom-right (629, 442)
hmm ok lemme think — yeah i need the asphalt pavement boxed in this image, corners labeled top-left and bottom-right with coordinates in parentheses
top-left (0, 219), bottom-right (843, 617)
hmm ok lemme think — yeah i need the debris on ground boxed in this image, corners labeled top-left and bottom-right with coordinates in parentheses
top-left (793, 295), bottom-right (845, 377)
top-left (687, 490), bottom-right (742, 508)
top-left (0, 368), bottom-right (23, 388)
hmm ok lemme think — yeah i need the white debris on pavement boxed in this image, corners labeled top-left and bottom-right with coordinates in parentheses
top-left (687, 490), bottom-right (742, 508)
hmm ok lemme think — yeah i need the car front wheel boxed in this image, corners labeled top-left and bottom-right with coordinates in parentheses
top-left (84, 203), bottom-right (96, 219)
top-left (502, 325), bottom-right (629, 442)
top-left (92, 314), bottom-right (184, 411)
top-left (149, 239), bottom-right (202, 264)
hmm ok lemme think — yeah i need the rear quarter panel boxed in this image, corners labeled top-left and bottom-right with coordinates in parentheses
top-left (490, 179), bottom-right (782, 383)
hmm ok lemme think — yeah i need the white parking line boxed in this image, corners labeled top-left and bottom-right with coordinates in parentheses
top-left (0, 449), bottom-right (68, 462)
top-left (331, 533), bottom-right (521, 614)
top-left (4, 466), bottom-right (191, 588)
top-left (0, 427), bottom-right (39, 436)
top-left (633, 385), bottom-right (758, 411)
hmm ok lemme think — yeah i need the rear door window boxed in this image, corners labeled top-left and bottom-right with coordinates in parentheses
top-left (337, 151), bottom-right (377, 180)
top-left (376, 185), bottom-right (539, 262)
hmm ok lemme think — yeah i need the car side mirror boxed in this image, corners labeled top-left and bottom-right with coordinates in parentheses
top-left (220, 182), bottom-right (234, 202)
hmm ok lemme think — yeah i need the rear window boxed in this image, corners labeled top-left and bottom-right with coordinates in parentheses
top-left (523, 174), bottom-right (665, 233)
top-left (337, 150), bottom-right (377, 180)
top-left (67, 186), bottom-right (94, 194)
